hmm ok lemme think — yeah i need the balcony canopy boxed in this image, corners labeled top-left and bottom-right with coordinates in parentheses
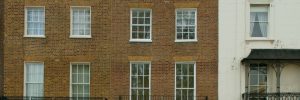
top-left (242, 49), bottom-right (300, 63)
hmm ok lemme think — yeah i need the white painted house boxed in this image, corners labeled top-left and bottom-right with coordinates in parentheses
top-left (219, 0), bottom-right (300, 100)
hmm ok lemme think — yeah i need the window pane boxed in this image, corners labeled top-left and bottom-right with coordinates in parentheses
top-left (84, 74), bottom-right (89, 83)
top-left (132, 64), bottom-right (137, 75)
top-left (78, 65), bottom-right (84, 73)
top-left (72, 74), bottom-right (78, 83)
top-left (72, 85), bottom-right (78, 94)
top-left (84, 84), bottom-right (89, 94)
top-left (78, 74), bottom-right (84, 83)
top-left (176, 64), bottom-right (182, 75)
top-left (189, 76), bottom-right (194, 88)
top-left (145, 11), bottom-right (150, 17)
top-left (138, 76), bottom-right (143, 88)
top-left (183, 33), bottom-right (189, 39)
top-left (132, 26), bottom-right (138, 31)
top-left (259, 67), bottom-right (267, 74)
top-left (144, 64), bottom-right (149, 75)
top-left (138, 11), bottom-right (144, 17)
top-left (138, 89), bottom-right (143, 100)
top-left (132, 11), bottom-right (138, 17)
top-left (84, 65), bottom-right (89, 73)
top-left (78, 85), bottom-right (83, 94)
top-left (250, 75), bottom-right (258, 85)
top-left (250, 64), bottom-right (258, 74)
top-left (132, 18), bottom-right (138, 24)
top-left (176, 89), bottom-right (182, 100)
top-left (131, 91), bottom-right (137, 100)
top-left (138, 64), bottom-right (143, 75)
top-left (176, 76), bottom-right (182, 88)
top-left (183, 76), bottom-right (188, 88)
top-left (145, 18), bottom-right (150, 24)
top-left (189, 64), bottom-right (194, 75)
top-left (177, 33), bottom-right (183, 39)
top-left (188, 89), bottom-right (194, 97)
top-left (182, 64), bottom-right (188, 75)
top-left (144, 76), bottom-right (149, 88)
top-left (145, 33), bottom-right (150, 39)
top-left (138, 33), bottom-right (144, 39)
top-left (131, 76), bottom-right (137, 88)
top-left (144, 89), bottom-right (149, 100)
top-left (259, 75), bottom-right (267, 85)
top-left (182, 89), bottom-right (188, 97)
top-left (138, 18), bottom-right (144, 24)
top-left (132, 32), bottom-right (138, 39)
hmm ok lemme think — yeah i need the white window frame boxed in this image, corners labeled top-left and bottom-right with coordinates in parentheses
top-left (70, 6), bottom-right (92, 38)
top-left (175, 62), bottom-right (196, 100)
top-left (246, 4), bottom-right (274, 41)
top-left (130, 8), bottom-right (152, 42)
top-left (129, 61), bottom-right (151, 100)
top-left (23, 61), bottom-right (44, 97)
top-left (24, 6), bottom-right (46, 38)
top-left (70, 62), bottom-right (91, 99)
top-left (250, 5), bottom-right (269, 38)
top-left (175, 8), bottom-right (197, 42)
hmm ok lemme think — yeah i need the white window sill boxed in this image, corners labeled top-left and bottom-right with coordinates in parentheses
top-left (129, 39), bottom-right (152, 43)
top-left (245, 37), bottom-right (275, 42)
top-left (70, 35), bottom-right (92, 38)
top-left (24, 35), bottom-right (46, 38)
top-left (175, 39), bottom-right (198, 43)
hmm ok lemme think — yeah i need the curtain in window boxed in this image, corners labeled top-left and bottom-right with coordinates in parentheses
top-left (26, 63), bottom-right (44, 97)
top-left (250, 6), bottom-right (269, 37)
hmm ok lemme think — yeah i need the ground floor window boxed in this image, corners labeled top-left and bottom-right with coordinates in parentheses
top-left (71, 63), bottom-right (90, 99)
top-left (25, 62), bottom-right (44, 97)
top-left (130, 62), bottom-right (150, 100)
top-left (175, 62), bottom-right (196, 100)
top-left (249, 63), bottom-right (268, 93)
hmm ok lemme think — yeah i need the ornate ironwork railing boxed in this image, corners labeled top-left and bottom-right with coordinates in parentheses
top-left (0, 96), bottom-right (108, 100)
top-left (242, 92), bottom-right (300, 100)
top-left (116, 95), bottom-right (208, 100)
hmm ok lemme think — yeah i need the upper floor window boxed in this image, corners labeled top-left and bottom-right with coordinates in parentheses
top-left (130, 9), bottom-right (152, 42)
top-left (71, 7), bottom-right (91, 38)
top-left (25, 7), bottom-right (45, 37)
top-left (250, 5), bottom-right (269, 37)
top-left (176, 9), bottom-right (197, 42)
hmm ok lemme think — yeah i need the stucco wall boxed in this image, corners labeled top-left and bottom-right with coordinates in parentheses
top-left (219, 0), bottom-right (300, 100)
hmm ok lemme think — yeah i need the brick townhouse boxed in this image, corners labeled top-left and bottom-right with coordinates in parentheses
top-left (0, 0), bottom-right (218, 100)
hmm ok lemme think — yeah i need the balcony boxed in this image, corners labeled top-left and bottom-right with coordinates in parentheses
top-left (242, 92), bottom-right (300, 100)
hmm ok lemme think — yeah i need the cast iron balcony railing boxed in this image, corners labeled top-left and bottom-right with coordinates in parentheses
top-left (117, 95), bottom-right (208, 100)
top-left (0, 96), bottom-right (108, 100)
top-left (242, 92), bottom-right (300, 100)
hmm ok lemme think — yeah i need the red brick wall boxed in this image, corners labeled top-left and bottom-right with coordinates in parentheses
top-left (3, 0), bottom-right (218, 100)
top-left (110, 0), bottom-right (218, 100)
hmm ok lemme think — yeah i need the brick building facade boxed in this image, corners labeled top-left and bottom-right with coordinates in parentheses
top-left (1, 0), bottom-right (217, 100)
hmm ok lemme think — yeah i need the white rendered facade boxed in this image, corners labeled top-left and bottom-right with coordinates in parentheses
top-left (219, 0), bottom-right (300, 100)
